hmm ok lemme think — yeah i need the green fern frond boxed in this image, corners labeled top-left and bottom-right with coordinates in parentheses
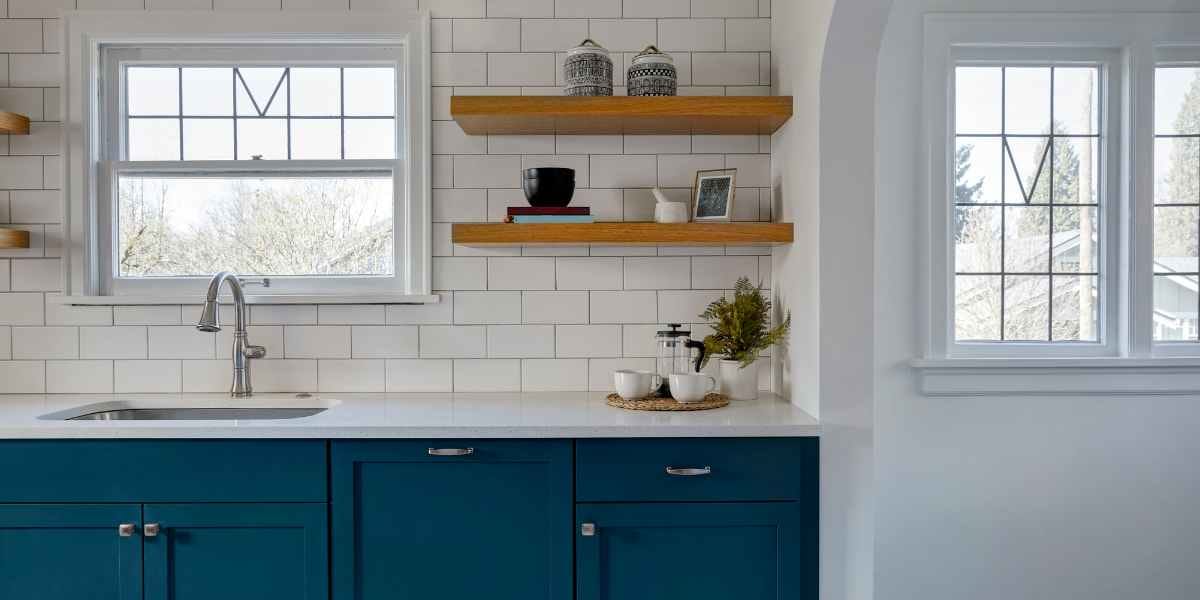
top-left (698, 276), bottom-right (791, 369)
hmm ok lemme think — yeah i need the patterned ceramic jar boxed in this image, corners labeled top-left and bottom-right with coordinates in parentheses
top-left (627, 45), bottom-right (677, 96)
top-left (563, 38), bottom-right (613, 96)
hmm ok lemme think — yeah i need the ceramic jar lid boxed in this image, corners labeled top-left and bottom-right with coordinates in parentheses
top-left (567, 38), bottom-right (610, 57)
top-left (631, 45), bottom-right (673, 65)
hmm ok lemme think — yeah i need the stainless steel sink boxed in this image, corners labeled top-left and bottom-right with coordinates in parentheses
top-left (68, 407), bottom-right (327, 421)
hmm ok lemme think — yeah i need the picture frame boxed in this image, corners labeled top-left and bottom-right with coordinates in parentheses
top-left (692, 168), bottom-right (737, 222)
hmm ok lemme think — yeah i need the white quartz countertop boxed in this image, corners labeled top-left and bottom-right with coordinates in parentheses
top-left (0, 392), bottom-right (819, 439)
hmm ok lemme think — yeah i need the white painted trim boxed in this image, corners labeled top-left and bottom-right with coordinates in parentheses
top-left (913, 357), bottom-right (1200, 396)
top-left (61, 10), bottom-right (432, 302)
top-left (52, 293), bottom-right (441, 306)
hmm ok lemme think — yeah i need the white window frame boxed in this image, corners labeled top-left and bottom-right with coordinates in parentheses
top-left (916, 13), bottom-right (1200, 395)
top-left (61, 10), bottom-right (434, 305)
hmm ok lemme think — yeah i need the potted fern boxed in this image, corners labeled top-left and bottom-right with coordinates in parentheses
top-left (698, 277), bottom-right (791, 401)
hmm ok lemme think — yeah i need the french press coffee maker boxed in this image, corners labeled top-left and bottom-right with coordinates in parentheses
top-left (654, 324), bottom-right (707, 397)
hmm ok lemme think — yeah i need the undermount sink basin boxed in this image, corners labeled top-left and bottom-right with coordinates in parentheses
top-left (39, 397), bottom-right (336, 421)
top-left (68, 407), bottom-right (327, 421)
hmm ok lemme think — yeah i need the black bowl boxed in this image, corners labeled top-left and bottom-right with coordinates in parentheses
top-left (522, 167), bottom-right (576, 207)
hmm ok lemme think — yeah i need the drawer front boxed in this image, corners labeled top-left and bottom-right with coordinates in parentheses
top-left (576, 437), bottom-right (817, 502)
top-left (0, 440), bottom-right (327, 502)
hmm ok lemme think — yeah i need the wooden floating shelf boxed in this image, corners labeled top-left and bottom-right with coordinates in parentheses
top-left (451, 96), bottom-right (793, 135)
top-left (0, 111), bottom-right (31, 135)
top-left (452, 222), bottom-right (794, 247)
top-left (0, 229), bottom-right (31, 250)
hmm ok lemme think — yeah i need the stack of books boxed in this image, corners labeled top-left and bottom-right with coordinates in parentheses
top-left (505, 206), bottom-right (594, 223)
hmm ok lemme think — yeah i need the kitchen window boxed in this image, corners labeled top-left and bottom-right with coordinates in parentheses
top-left (62, 11), bottom-right (432, 304)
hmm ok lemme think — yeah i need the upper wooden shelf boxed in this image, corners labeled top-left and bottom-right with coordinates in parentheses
top-left (450, 96), bottom-right (793, 135)
top-left (0, 111), bottom-right (31, 135)
top-left (0, 229), bottom-right (31, 250)
top-left (452, 222), bottom-right (794, 247)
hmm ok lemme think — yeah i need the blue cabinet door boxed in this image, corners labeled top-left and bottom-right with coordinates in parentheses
top-left (577, 502), bottom-right (816, 600)
top-left (143, 503), bottom-right (327, 600)
top-left (332, 440), bottom-right (572, 600)
top-left (0, 504), bottom-right (142, 600)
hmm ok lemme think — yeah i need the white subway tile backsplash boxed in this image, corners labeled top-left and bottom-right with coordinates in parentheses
top-left (521, 18), bottom-right (587, 52)
top-left (692, 52), bottom-right (759, 85)
top-left (623, 323), bottom-right (661, 356)
top-left (488, 0), bottom-right (553, 17)
top-left (454, 291), bottom-right (522, 324)
top-left (523, 291), bottom-right (588, 324)
top-left (555, 324), bottom-right (620, 357)
top-left (691, 0), bottom-right (756, 17)
top-left (318, 359), bottom-right (385, 392)
top-left (181, 360), bottom-right (228, 393)
top-left (453, 18), bottom-right (521, 52)
top-left (47, 360), bottom-right (113, 394)
top-left (420, 325), bottom-right (486, 357)
top-left (521, 245), bottom-right (588, 257)
top-left (214, 0), bottom-right (281, 8)
top-left (253, 359), bottom-right (319, 392)
top-left (12, 326), bottom-right (77, 360)
top-left (350, 326), bottom-right (420, 357)
top-left (387, 293), bottom-right (454, 324)
top-left (81, 326), bottom-right (147, 359)
top-left (10, 123), bottom-right (62, 156)
top-left (0, 157), bottom-right (44, 190)
top-left (692, 255), bottom-right (759, 288)
top-left (77, 0), bottom-right (146, 7)
top-left (572, 189), bottom-right (624, 222)
top-left (588, 357), bottom-right (655, 390)
top-left (434, 256), bottom-right (488, 289)
top-left (434, 120), bottom-right (488, 154)
top-left (0, 361), bottom-right (45, 393)
top-left (622, 135), bottom-right (690, 154)
top-left (0, 293), bottom-right (45, 326)
top-left (725, 18), bottom-right (770, 51)
top-left (318, 305), bottom-right (386, 325)
top-left (555, 0), bottom-right (619, 17)
top-left (657, 19), bottom-right (724, 52)
top-left (624, 257), bottom-right (691, 289)
top-left (149, 0), bottom-right (216, 8)
top-left (149, 326), bottom-right (216, 359)
top-left (725, 154), bottom-right (770, 186)
top-left (0, 327), bottom-right (9, 360)
top-left (9, 0), bottom-right (74, 18)
top-left (0, 20), bottom-right (43, 52)
top-left (386, 358), bottom-right (454, 391)
top-left (111, 305), bottom-right (179, 325)
top-left (431, 19), bottom-right (452, 53)
top-left (10, 54), bottom-right (61, 87)
top-left (555, 257), bottom-right (622, 290)
top-left (489, 134), bottom-right (555, 155)
top-left (422, 0), bottom-right (486, 17)
top-left (434, 188), bottom-right (488, 222)
top-left (453, 154), bottom-right (520, 188)
top-left (692, 134), bottom-right (758, 154)
top-left (658, 290), bottom-right (723, 323)
top-left (488, 257), bottom-right (555, 290)
top-left (589, 19), bottom-right (657, 51)
top-left (10, 258), bottom-right (61, 292)
top-left (487, 324), bottom-right (554, 357)
top-left (556, 135), bottom-right (622, 154)
top-left (487, 53), bottom-right (556, 86)
top-left (621, 0), bottom-right (688, 17)
top-left (590, 291), bottom-right (657, 323)
top-left (115, 360), bottom-right (182, 393)
top-left (0, 89), bottom-right (43, 122)
top-left (453, 359), bottom-right (521, 391)
top-left (432, 53), bottom-right (488, 86)
top-left (658, 154), bottom-right (724, 187)
top-left (285, 326), bottom-right (352, 359)
top-left (251, 304), bottom-right (318, 325)
top-left (522, 358), bottom-right (587, 390)
top-left (590, 155), bottom-right (657, 188)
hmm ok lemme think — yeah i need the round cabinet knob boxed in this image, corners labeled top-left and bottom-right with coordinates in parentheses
top-left (143, 523), bottom-right (161, 537)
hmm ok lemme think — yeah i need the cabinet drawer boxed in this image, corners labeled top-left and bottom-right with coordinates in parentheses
top-left (576, 437), bottom-right (817, 502)
top-left (0, 440), bottom-right (327, 502)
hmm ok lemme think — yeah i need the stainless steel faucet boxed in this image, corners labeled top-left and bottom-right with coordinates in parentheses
top-left (196, 271), bottom-right (266, 397)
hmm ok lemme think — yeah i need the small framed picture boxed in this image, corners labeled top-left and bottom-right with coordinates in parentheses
top-left (692, 168), bottom-right (737, 222)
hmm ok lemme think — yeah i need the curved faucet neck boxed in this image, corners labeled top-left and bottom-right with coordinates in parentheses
top-left (206, 271), bottom-right (247, 332)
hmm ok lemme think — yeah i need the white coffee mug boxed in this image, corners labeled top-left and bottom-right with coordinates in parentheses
top-left (669, 373), bottom-right (716, 403)
top-left (613, 369), bottom-right (660, 399)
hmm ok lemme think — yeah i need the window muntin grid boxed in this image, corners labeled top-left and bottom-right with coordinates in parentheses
top-left (124, 66), bottom-right (397, 161)
top-left (1153, 65), bottom-right (1200, 342)
top-left (953, 65), bottom-right (1103, 343)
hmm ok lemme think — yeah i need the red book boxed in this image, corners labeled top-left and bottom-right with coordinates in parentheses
top-left (507, 206), bottom-right (591, 216)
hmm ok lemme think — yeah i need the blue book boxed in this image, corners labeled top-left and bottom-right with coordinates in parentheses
top-left (511, 215), bottom-right (595, 223)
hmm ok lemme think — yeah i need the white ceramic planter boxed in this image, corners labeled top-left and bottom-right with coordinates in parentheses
top-left (719, 359), bottom-right (759, 401)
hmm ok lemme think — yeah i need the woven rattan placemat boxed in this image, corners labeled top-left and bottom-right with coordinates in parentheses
top-left (606, 393), bottom-right (730, 411)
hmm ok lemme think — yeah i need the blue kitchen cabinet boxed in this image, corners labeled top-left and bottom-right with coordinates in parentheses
top-left (0, 504), bottom-right (142, 600)
top-left (576, 502), bottom-right (816, 600)
top-left (143, 503), bottom-right (328, 600)
top-left (331, 440), bottom-right (573, 600)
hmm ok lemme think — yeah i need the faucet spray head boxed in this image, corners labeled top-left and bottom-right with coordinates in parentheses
top-left (196, 299), bottom-right (221, 332)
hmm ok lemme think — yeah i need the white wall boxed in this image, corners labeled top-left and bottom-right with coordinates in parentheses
top-left (0, 0), bottom-right (777, 394)
top-left (875, 1), bottom-right (1200, 599)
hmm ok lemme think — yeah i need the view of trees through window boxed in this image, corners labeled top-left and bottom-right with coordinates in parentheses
top-left (953, 66), bottom-right (1100, 342)
top-left (1153, 67), bottom-right (1200, 341)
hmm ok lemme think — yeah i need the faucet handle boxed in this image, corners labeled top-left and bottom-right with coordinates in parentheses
top-left (238, 277), bottom-right (271, 288)
top-left (244, 345), bottom-right (267, 359)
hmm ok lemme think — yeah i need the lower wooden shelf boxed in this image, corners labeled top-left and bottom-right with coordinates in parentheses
top-left (0, 111), bottom-right (31, 135)
top-left (0, 229), bottom-right (31, 249)
top-left (451, 222), bottom-right (794, 247)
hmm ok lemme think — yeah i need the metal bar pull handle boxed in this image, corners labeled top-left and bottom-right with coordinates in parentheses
top-left (665, 466), bottom-right (712, 476)
top-left (427, 447), bottom-right (474, 456)
top-left (118, 523), bottom-right (136, 537)
top-left (143, 523), bottom-right (160, 537)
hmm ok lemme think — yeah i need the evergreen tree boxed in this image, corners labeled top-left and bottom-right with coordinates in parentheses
top-left (1157, 70), bottom-right (1200, 264)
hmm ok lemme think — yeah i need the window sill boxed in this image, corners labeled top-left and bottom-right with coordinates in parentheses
top-left (52, 294), bottom-right (442, 306)
top-left (911, 357), bottom-right (1200, 396)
